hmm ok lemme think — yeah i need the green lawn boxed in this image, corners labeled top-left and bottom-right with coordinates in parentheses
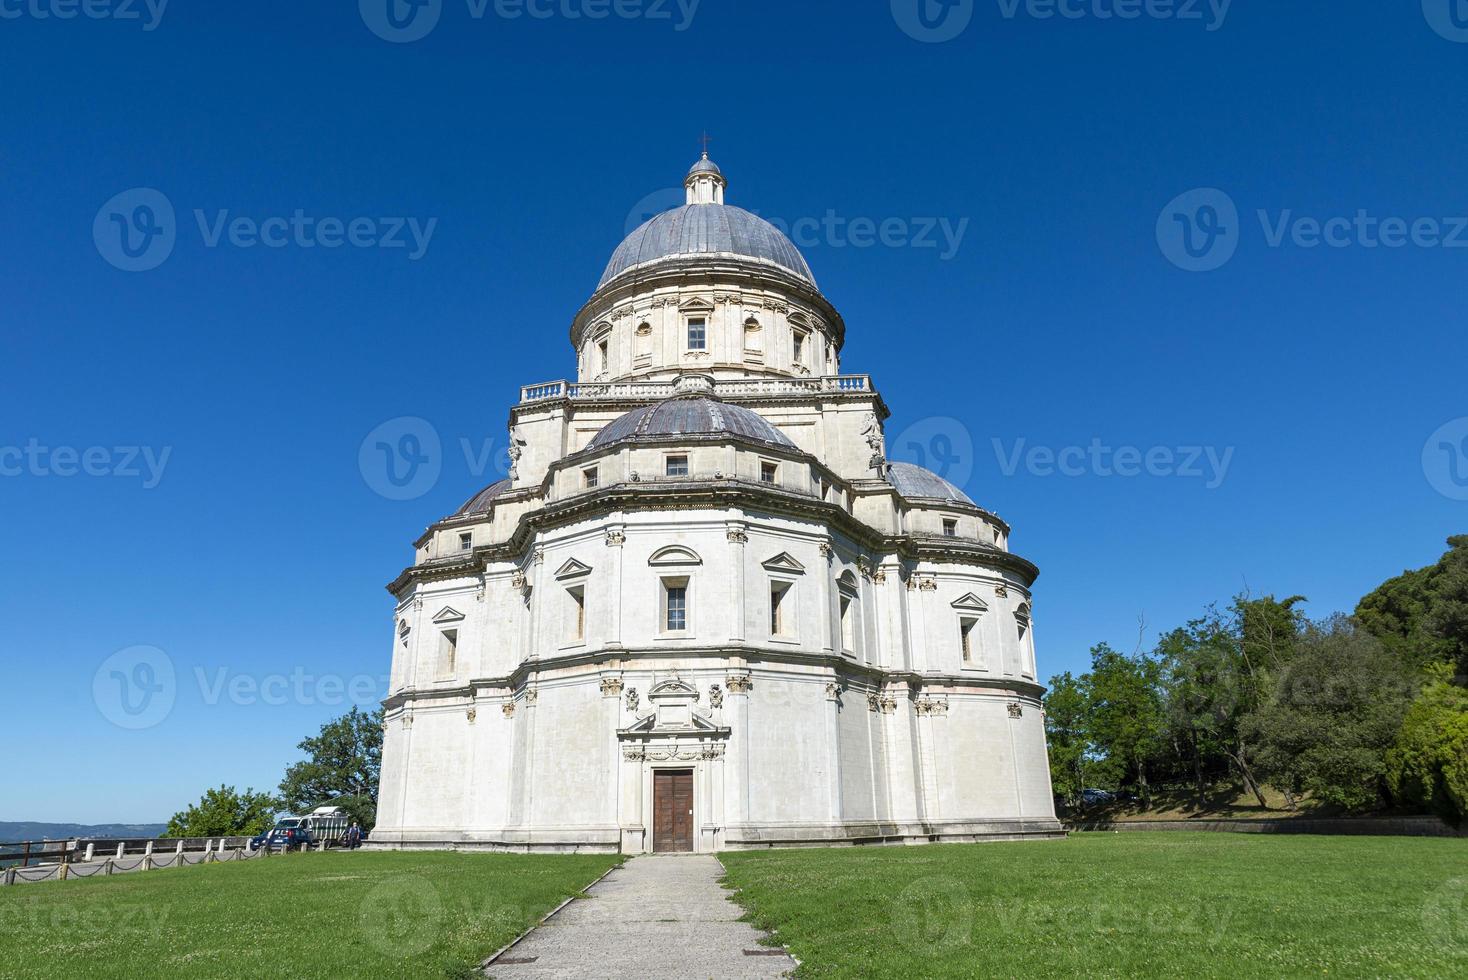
top-left (0, 850), bottom-right (619, 979)
top-left (720, 833), bottom-right (1468, 979)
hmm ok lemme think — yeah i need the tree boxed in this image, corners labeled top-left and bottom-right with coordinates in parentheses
top-left (165, 786), bottom-right (277, 838)
top-left (1387, 664), bottom-right (1468, 826)
top-left (279, 707), bottom-right (383, 827)
top-left (1357, 536), bottom-right (1468, 674)
top-left (1245, 616), bottom-right (1413, 810)
top-left (1083, 644), bottom-right (1166, 803)
top-left (1156, 609), bottom-right (1240, 800)
top-left (1043, 672), bottom-right (1089, 808)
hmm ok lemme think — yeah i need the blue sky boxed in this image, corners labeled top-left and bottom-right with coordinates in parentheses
top-left (3, 1), bottom-right (1466, 823)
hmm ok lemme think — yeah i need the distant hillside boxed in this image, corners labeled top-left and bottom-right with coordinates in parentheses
top-left (0, 822), bottom-right (167, 842)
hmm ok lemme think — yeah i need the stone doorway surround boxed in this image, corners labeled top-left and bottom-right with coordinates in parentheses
top-left (618, 678), bottom-right (729, 854)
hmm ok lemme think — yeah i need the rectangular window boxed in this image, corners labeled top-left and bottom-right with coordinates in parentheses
top-left (598, 338), bottom-right (610, 372)
top-left (459, 532), bottom-right (473, 551)
top-left (770, 581), bottom-right (793, 637)
top-left (584, 467), bottom-right (599, 489)
top-left (666, 455), bottom-right (689, 477)
top-left (943, 518), bottom-right (958, 537)
top-left (960, 618), bottom-right (976, 664)
top-left (840, 593), bottom-right (855, 652)
top-left (438, 629), bottom-right (458, 678)
top-left (568, 586), bottom-right (586, 642)
top-left (664, 581), bottom-right (688, 632)
top-left (792, 331), bottom-right (805, 364)
top-left (760, 461), bottom-right (777, 484)
top-left (687, 318), bottom-right (707, 351)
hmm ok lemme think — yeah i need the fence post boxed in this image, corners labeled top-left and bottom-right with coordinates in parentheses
top-left (84, 843), bottom-right (96, 863)
top-left (174, 841), bottom-right (184, 866)
top-left (143, 841), bottom-right (154, 872)
top-left (59, 863), bottom-right (69, 882)
top-left (3, 867), bottom-right (16, 886)
top-left (104, 859), bottom-right (114, 876)
top-left (116, 843), bottom-right (126, 859)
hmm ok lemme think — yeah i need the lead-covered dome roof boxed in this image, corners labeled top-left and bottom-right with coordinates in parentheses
top-left (588, 396), bottom-right (797, 451)
top-left (453, 478), bottom-right (511, 517)
top-left (600, 204), bottom-right (816, 289)
top-left (888, 462), bottom-right (974, 505)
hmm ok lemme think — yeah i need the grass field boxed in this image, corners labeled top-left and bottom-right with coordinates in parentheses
top-left (720, 833), bottom-right (1468, 979)
top-left (0, 850), bottom-right (620, 979)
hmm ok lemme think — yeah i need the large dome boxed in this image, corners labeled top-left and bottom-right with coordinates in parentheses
top-left (588, 396), bottom-right (797, 451)
top-left (599, 204), bottom-right (816, 289)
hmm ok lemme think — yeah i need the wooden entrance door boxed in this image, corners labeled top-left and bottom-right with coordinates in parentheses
top-left (652, 769), bottom-right (694, 852)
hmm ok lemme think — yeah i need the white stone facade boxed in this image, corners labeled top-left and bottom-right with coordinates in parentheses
top-left (372, 156), bottom-right (1062, 852)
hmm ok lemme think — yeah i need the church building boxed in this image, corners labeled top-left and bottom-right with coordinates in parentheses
top-left (372, 154), bottom-right (1063, 852)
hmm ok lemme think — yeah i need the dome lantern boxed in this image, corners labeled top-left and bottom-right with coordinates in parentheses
top-left (685, 152), bottom-right (727, 205)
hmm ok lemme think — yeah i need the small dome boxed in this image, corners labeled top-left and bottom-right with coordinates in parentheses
top-left (600, 204), bottom-right (815, 289)
top-left (588, 396), bottom-right (796, 451)
top-left (454, 478), bottom-right (511, 517)
top-left (888, 462), bottom-right (974, 505)
top-left (687, 155), bottom-right (723, 178)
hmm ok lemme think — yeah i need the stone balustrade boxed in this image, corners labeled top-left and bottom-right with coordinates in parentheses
top-left (519, 375), bottom-right (874, 405)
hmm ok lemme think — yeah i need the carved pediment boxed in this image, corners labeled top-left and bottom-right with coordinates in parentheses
top-left (648, 678), bottom-right (700, 700)
top-left (950, 593), bottom-right (990, 613)
top-left (431, 606), bottom-right (466, 624)
top-left (761, 552), bottom-right (806, 574)
top-left (678, 296), bottom-right (715, 312)
top-left (649, 545), bottom-right (702, 567)
top-left (555, 558), bottom-right (593, 580)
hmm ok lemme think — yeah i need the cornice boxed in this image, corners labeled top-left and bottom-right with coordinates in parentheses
top-left (388, 478), bottom-right (1040, 595)
top-left (381, 644), bottom-right (1047, 712)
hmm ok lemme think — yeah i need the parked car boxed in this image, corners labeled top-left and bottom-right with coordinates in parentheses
top-left (1081, 788), bottom-right (1116, 807)
top-left (263, 818), bottom-right (316, 851)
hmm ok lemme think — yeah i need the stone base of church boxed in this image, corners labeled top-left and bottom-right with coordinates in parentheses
top-left (366, 818), bottom-right (1064, 854)
top-left (366, 825), bottom-right (623, 854)
top-left (722, 818), bottom-right (1066, 849)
